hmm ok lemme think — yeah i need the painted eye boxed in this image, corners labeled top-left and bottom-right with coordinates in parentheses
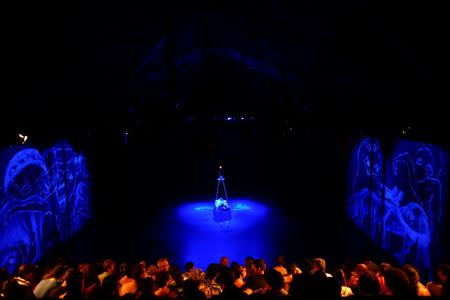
top-left (415, 158), bottom-right (423, 166)
top-left (425, 164), bottom-right (433, 173)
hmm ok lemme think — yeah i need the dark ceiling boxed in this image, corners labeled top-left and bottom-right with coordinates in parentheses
top-left (2, 1), bottom-right (448, 138)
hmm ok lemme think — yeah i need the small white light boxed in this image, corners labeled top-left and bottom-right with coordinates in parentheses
top-left (18, 133), bottom-right (28, 144)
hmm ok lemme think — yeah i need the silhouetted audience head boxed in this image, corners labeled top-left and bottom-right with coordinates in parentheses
top-left (205, 263), bottom-right (220, 281)
top-left (358, 271), bottom-right (381, 296)
top-left (147, 264), bottom-right (158, 277)
top-left (275, 256), bottom-right (286, 267)
top-left (102, 259), bottom-right (116, 274)
top-left (265, 268), bottom-right (284, 292)
top-left (354, 263), bottom-right (368, 275)
top-left (17, 264), bottom-right (34, 282)
top-left (157, 258), bottom-right (170, 272)
top-left (384, 267), bottom-right (416, 297)
top-left (403, 264), bottom-right (420, 285)
top-left (245, 256), bottom-right (255, 266)
top-left (219, 256), bottom-right (229, 267)
top-left (438, 263), bottom-right (450, 283)
top-left (255, 258), bottom-right (267, 273)
top-left (65, 268), bottom-right (83, 299)
top-left (364, 261), bottom-right (380, 275)
top-left (170, 265), bottom-right (183, 285)
top-left (99, 274), bottom-right (117, 299)
top-left (155, 270), bottom-right (170, 288)
top-left (329, 267), bottom-right (346, 286)
top-left (302, 258), bottom-right (315, 275)
top-left (437, 264), bottom-right (450, 296)
top-left (380, 262), bottom-right (392, 274)
top-left (184, 261), bottom-right (194, 273)
top-left (51, 264), bottom-right (67, 279)
top-left (313, 258), bottom-right (327, 273)
top-left (138, 276), bottom-right (156, 299)
top-left (183, 279), bottom-right (206, 300)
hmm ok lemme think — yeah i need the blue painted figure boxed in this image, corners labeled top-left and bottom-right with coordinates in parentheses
top-left (0, 142), bottom-right (92, 273)
top-left (347, 138), bottom-right (385, 240)
top-left (347, 137), bottom-right (447, 278)
top-left (393, 146), bottom-right (444, 246)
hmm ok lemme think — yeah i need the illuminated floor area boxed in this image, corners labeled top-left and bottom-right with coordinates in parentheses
top-left (58, 198), bottom-right (393, 274)
top-left (164, 199), bottom-right (286, 270)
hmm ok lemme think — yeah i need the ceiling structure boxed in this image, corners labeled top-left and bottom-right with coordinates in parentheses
top-left (2, 1), bottom-right (447, 140)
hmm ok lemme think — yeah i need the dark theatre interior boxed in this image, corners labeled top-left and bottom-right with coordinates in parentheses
top-left (1, 1), bottom-right (449, 299)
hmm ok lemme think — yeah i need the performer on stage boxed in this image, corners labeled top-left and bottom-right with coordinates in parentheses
top-left (213, 166), bottom-right (232, 224)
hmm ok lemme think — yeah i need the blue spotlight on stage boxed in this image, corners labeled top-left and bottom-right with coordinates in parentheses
top-left (175, 199), bottom-right (270, 270)
top-left (167, 166), bottom-right (281, 270)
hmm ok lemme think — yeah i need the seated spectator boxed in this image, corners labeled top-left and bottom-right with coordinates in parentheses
top-left (33, 264), bottom-right (66, 299)
top-left (168, 265), bottom-right (184, 297)
top-left (357, 271), bottom-right (380, 296)
top-left (438, 264), bottom-right (450, 297)
top-left (329, 267), bottom-right (353, 297)
top-left (3, 264), bottom-right (35, 300)
top-left (242, 258), bottom-right (267, 295)
top-left (62, 269), bottom-right (83, 300)
top-left (219, 256), bottom-right (229, 268)
top-left (154, 270), bottom-right (175, 298)
top-left (98, 259), bottom-right (116, 286)
top-left (264, 268), bottom-right (288, 296)
top-left (199, 264), bottom-right (222, 299)
top-left (97, 274), bottom-right (118, 300)
top-left (378, 262), bottom-right (392, 295)
top-left (118, 263), bottom-right (138, 297)
top-left (384, 267), bottom-right (416, 297)
top-left (273, 256), bottom-right (288, 276)
top-left (183, 262), bottom-right (195, 281)
top-left (157, 258), bottom-right (170, 272)
top-left (230, 262), bottom-right (245, 289)
top-left (403, 264), bottom-right (431, 296)
top-left (348, 263), bottom-right (368, 290)
top-left (182, 279), bottom-right (206, 300)
top-left (147, 265), bottom-right (159, 280)
top-left (136, 276), bottom-right (156, 300)
top-left (313, 258), bottom-right (332, 277)
top-left (428, 263), bottom-right (450, 297)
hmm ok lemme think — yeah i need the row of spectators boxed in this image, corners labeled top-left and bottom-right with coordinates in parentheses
top-left (1, 255), bottom-right (448, 299)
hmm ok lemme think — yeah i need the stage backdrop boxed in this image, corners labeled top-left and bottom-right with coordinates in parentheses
top-left (347, 137), bottom-right (448, 276)
top-left (0, 141), bottom-right (91, 273)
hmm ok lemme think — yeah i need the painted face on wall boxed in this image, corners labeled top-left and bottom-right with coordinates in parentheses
top-left (361, 139), bottom-right (382, 180)
top-left (413, 148), bottom-right (434, 182)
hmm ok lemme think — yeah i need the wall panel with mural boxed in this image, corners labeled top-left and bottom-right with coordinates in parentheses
top-left (347, 137), bottom-right (448, 277)
top-left (0, 141), bottom-right (91, 272)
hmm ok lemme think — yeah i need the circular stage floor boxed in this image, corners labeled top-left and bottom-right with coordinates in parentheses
top-left (164, 199), bottom-right (286, 270)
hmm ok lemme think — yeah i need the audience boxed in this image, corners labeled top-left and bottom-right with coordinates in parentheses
top-left (0, 255), bottom-right (447, 299)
